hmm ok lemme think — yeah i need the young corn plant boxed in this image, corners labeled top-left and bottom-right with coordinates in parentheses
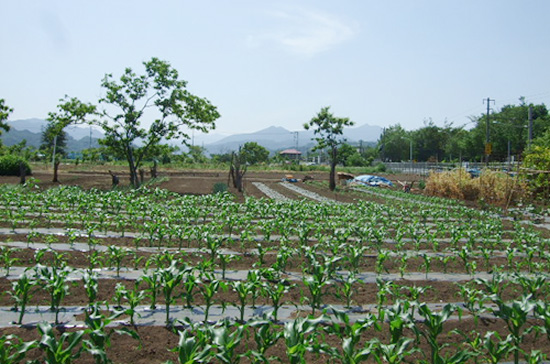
top-left (284, 315), bottom-right (327, 364)
top-left (335, 272), bottom-right (361, 309)
top-left (247, 319), bottom-right (283, 363)
top-left (105, 245), bottom-right (131, 277)
top-left (211, 321), bottom-right (247, 364)
top-left (376, 279), bottom-right (395, 319)
top-left (1, 246), bottom-right (19, 277)
top-left (83, 271), bottom-right (99, 307)
top-left (420, 253), bottom-right (432, 280)
top-left (0, 334), bottom-right (37, 364)
top-left (481, 331), bottom-right (514, 364)
top-left (140, 268), bottom-right (161, 309)
top-left (369, 337), bottom-right (416, 364)
top-left (247, 269), bottom-right (262, 308)
top-left (414, 303), bottom-right (461, 364)
top-left (303, 262), bottom-right (331, 316)
top-left (232, 281), bottom-right (252, 323)
top-left (9, 273), bottom-right (37, 325)
top-left (34, 265), bottom-right (71, 325)
top-left (121, 282), bottom-right (146, 326)
top-left (166, 323), bottom-right (213, 364)
top-left (375, 250), bottom-right (390, 275)
top-left (38, 321), bottom-right (84, 364)
top-left (218, 253), bottom-right (239, 280)
top-left (260, 272), bottom-right (293, 322)
top-left (490, 294), bottom-right (536, 364)
top-left (181, 269), bottom-right (199, 309)
top-left (327, 308), bottom-right (379, 364)
top-left (159, 261), bottom-right (188, 327)
top-left (198, 271), bottom-right (226, 323)
top-left (513, 273), bottom-right (548, 300)
top-left (87, 249), bottom-right (102, 275)
top-left (83, 303), bottom-right (141, 364)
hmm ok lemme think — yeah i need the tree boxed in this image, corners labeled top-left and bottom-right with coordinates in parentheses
top-left (0, 99), bottom-right (13, 152)
top-left (377, 124), bottom-right (409, 162)
top-left (411, 119), bottom-right (447, 162)
top-left (40, 121), bottom-right (68, 182)
top-left (338, 143), bottom-right (365, 166)
top-left (240, 142), bottom-right (269, 165)
top-left (46, 96), bottom-right (97, 182)
top-left (97, 58), bottom-right (220, 187)
top-left (184, 145), bottom-right (208, 164)
top-left (466, 100), bottom-right (550, 162)
top-left (304, 106), bottom-right (354, 191)
top-left (0, 99), bottom-right (12, 135)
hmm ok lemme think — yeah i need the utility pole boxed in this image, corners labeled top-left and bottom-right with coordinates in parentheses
top-left (528, 104), bottom-right (533, 148)
top-left (381, 127), bottom-right (385, 161)
top-left (484, 97), bottom-right (495, 166)
top-left (293, 131), bottom-right (299, 149)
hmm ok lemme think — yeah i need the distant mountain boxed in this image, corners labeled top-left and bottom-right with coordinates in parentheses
top-left (1, 118), bottom-right (102, 153)
top-left (204, 123), bottom-right (382, 155)
top-left (2, 118), bottom-right (382, 156)
top-left (205, 126), bottom-right (298, 154)
top-left (7, 118), bottom-right (104, 139)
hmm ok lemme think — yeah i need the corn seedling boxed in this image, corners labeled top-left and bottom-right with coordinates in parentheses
top-left (9, 273), bottom-right (37, 325)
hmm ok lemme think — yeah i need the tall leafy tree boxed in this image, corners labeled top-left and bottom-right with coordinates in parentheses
top-left (304, 106), bottom-right (354, 191)
top-left (240, 142), bottom-right (269, 165)
top-left (377, 124), bottom-right (409, 162)
top-left (40, 122), bottom-right (68, 158)
top-left (46, 96), bottom-right (97, 181)
top-left (411, 119), bottom-right (448, 162)
top-left (467, 100), bottom-right (550, 161)
top-left (0, 99), bottom-right (12, 135)
top-left (40, 121), bottom-right (68, 182)
top-left (97, 57), bottom-right (220, 187)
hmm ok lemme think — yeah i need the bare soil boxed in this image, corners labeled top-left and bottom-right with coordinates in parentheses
top-left (1, 165), bottom-right (547, 363)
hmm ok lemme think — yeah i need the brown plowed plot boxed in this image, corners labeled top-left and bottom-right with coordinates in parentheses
top-left (1, 167), bottom-right (550, 363)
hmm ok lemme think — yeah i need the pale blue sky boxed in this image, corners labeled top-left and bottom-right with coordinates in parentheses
top-left (1, 1), bottom-right (549, 136)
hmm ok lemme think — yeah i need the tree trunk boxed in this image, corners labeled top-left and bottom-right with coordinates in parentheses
top-left (19, 162), bottom-right (26, 185)
top-left (150, 160), bottom-right (158, 179)
top-left (139, 169), bottom-right (145, 185)
top-left (329, 147), bottom-right (337, 191)
top-left (230, 151), bottom-right (246, 192)
top-left (127, 146), bottom-right (140, 188)
top-left (53, 160), bottom-right (60, 183)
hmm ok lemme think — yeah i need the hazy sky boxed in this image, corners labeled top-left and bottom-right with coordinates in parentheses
top-left (2, 1), bottom-right (549, 136)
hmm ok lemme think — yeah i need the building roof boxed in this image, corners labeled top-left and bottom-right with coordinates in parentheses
top-left (279, 148), bottom-right (302, 155)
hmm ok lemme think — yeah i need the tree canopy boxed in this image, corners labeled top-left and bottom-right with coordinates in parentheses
top-left (304, 106), bottom-right (354, 190)
top-left (240, 142), bottom-right (269, 165)
top-left (0, 99), bottom-right (12, 135)
top-left (50, 58), bottom-right (220, 187)
top-left (97, 58), bottom-right (220, 186)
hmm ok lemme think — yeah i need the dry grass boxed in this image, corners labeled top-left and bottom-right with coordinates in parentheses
top-left (424, 168), bottom-right (527, 205)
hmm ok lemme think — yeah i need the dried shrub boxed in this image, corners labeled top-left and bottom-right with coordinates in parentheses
top-left (425, 168), bottom-right (526, 205)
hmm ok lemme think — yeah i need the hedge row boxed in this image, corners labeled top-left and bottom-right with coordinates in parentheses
top-left (0, 154), bottom-right (32, 176)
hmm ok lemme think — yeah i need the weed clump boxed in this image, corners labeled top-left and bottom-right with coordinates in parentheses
top-left (424, 168), bottom-right (526, 205)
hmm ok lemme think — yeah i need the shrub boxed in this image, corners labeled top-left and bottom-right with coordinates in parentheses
top-left (213, 182), bottom-right (228, 194)
top-left (375, 162), bottom-right (386, 172)
top-left (0, 155), bottom-right (31, 176)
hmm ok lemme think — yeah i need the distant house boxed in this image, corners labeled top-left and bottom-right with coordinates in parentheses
top-left (279, 148), bottom-right (302, 160)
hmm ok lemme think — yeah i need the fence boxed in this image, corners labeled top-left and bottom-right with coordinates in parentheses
top-left (384, 161), bottom-right (521, 176)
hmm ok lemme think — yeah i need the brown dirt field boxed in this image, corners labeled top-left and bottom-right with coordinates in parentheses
top-left (0, 163), bottom-right (426, 203)
top-left (2, 164), bottom-right (548, 363)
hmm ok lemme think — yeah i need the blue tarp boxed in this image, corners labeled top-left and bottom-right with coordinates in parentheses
top-left (353, 175), bottom-right (394, 187)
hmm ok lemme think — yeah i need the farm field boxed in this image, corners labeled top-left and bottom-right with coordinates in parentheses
top-left (1, 168), bottom-right (550, 363)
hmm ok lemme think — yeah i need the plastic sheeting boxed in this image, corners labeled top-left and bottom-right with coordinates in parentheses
top-left (352, 175), bottom-right (394, 187)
